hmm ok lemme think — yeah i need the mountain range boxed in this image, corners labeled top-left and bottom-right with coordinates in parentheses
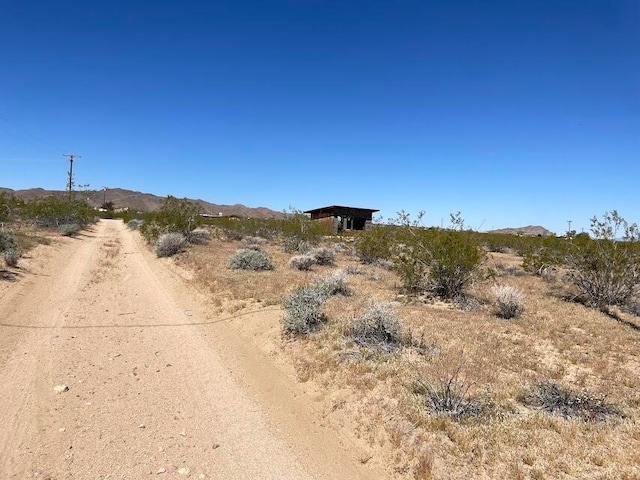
top-left (0, 187), bottom-right (285, 219)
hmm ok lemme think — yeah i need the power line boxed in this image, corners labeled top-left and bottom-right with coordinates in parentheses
top-left (63, 153), bottom-right (82, 200)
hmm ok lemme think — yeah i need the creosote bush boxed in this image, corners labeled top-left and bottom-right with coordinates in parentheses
top-left (155, 232), bottom-right (186, 257)
top-left (4, 249), bottom-right (19, 267)
top-left (492, 284), bottom-right (524, 319)
top-left (565, 211), bottom-right (640, 310)
top-left (350, 300), bottom-right (403, 351)
top-left (140, 196), bottom-right (202, 242)
top-left (522, 381), bottom-right (619, 421)
top-left (58, 223), bottom-right (81, 236)
top-left (229, 248), bottom-right (274, 271)
top-left (289, 254), bottom-right (316, 271)
top-left (281, 285), bottom-right (328, 335)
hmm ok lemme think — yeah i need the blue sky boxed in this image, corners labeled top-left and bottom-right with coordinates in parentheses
top-left (1, 1), bottom-right (638, 233)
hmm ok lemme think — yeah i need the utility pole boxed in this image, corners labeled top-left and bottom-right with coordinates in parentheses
top-left (102, 186), bottom-right (108, 207)
top-left (63, 153), bottom-right (81, 200)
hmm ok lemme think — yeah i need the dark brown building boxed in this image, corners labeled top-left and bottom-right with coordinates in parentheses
top-left (304, 205), bottom-right (379, 233)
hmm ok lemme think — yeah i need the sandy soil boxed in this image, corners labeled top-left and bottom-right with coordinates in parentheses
top-left (0, 220), bottom-right (381, 480)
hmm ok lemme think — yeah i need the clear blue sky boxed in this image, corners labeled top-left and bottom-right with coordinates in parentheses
top-left (1, 1), bottom-right (638, 233)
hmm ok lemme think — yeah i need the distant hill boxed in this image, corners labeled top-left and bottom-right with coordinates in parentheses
top-left (488, 225), bottom-right (554, 237)
top-left (0, 187), bottom-right (285, 219)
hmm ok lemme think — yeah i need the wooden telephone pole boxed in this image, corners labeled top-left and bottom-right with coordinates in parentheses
top-left (63, 153), bottom-right (81, 200)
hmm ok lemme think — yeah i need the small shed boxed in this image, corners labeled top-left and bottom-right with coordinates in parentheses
top-left (304, 205), bottom-right (379, 233)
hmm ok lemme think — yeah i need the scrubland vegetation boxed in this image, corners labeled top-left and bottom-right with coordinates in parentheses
top-left (3, 189), bottom-right (638, 478)
top-left (0, 191), bottom-right (97, 270)
top-left (167, 208), bottom-right (639, 479)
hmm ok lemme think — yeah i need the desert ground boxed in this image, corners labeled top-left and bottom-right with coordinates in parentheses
top-left (0, 219), bottom-right (381, 479)
top-left (1, 218), bottom-right (639, 479)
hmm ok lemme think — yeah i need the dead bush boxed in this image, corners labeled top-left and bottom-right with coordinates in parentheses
top-left (349, 300), bottom-right (403, 351)
top-left (492, 284), bottom-right (524, 319)
top-left (414, 360), bottom-right (485, 418)
top-left (521, 381), bottom-right (620, 421)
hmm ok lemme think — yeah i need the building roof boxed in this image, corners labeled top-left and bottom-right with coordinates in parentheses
top-left (304, 205), bottom-right (380, 214)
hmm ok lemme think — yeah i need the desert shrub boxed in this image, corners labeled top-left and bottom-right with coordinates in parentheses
top-left (0, 192), bottom-right (25, 223)
top-left (23, 196), bottom-right (96, 228)
top-left (316, 269), bottom-right (350, 296)
top-left (242, 236), bottom-right (268, 247)
top-left (350, 300), bottom-right (403, 351)
top-left (521, 381), bottom-right (619, 421)
top-left (309, 247), bottom-right (335, 266)
top-left (4, 249), bottom-right (19, 267)
top-left (281, 285), bottom-right (328, 335)
top-left (282, 236), bottom-right (311, 253)
top-left (563, 211), bottom-right (640, 310)
top-left (155, 232), bottom-right (186, 257)
top-left (624, 296), bottom-right (640, 317)
top-left (523, 237), bottom-right (565, 275)
top-left (345, 265), bottom-right (362, 275)
top-left (127, 219), bottom-right (144, 230)
top-left (229, 248), bottom-right (274, 271)
top-left (289, 254), bottom-right (316, 271)
top-left (279, 208), bottom-right (330, 245)
top-left (414, 361), bottom-right (484, 418)
top-left (356, 225), bottom-right (395, 263)
top-left (492, 284), bottom-right (524, 319)
top-left (393, 241), bottom-right (430, 293)
top-left (58, 223), bottom-right (81, 236)
top-left (454, 295), bottom-right (482, 312)
top-left (186, 228), bottom-right (211, 245)
top-left (426, 230), bottom-right (483, 299)
top-left (140, 196), bottom-right (202, 242)
top-left (388, 212), bottom-right (483, 298)
top-left (0, 231), bottom-right (17, 252)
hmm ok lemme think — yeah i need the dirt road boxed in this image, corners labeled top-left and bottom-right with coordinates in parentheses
top-left (0, 220), bottom-right (380, 479)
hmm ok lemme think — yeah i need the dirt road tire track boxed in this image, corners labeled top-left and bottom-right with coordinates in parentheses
top-left (0, 220), bottom-right (381, 479)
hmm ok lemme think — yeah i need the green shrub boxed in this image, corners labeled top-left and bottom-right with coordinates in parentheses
top-left (140, 196), bottom-right (202, 242)
top-left (58, 223), bottom-right (81, 236)
top-left (281, 285), bottom-right (328, 335)
top-left (24, 196), bottom-right (95, 228)
top-left (563, 211), bottom-right (640, 310)
top-left (155, 232), bottom-right (186, 257)
top-left (229, 248), bottom-right (274, 271)
top-left (425, 230), bottom-right (483, 299)
top-left (356, 225), bottom-right (395, 263)
top-left (4, 249), bottom-right (19, 267)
